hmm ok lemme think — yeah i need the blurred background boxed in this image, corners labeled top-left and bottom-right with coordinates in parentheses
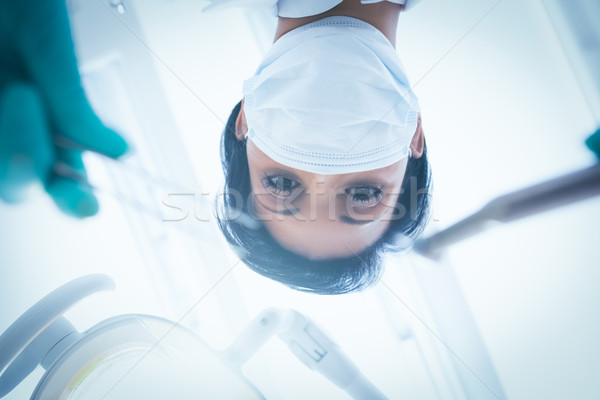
top-left (1, 0), bottom-right (598, 398)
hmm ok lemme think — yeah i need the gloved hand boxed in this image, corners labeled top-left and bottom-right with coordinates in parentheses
top-left (0, 0), bottom-right (129, 217)
top-left (586, 128), bottom-right (600, 159)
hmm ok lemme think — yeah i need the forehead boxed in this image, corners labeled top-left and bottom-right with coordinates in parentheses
top-left (255, 204), bottom-right (391, 259)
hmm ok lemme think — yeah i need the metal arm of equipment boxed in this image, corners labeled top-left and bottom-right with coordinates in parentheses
top-left (415, 162), bottom-right (600, 259)
top-left (223, 308), bottom-right (388, 400)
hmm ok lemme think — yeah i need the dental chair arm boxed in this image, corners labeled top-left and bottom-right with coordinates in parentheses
top-left (224, 308), bottom-right (387, 400)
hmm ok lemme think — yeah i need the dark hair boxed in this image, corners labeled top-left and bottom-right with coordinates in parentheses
top-left (216, 101), bottom-right (432, 295)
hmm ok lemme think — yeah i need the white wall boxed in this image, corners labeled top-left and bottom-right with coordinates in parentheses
top-left (399, 0), bottom-right (600, 399)
top-left (1, 0), bottom-right (599, 399)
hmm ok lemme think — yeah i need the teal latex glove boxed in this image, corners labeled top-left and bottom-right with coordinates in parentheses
top-left (586, 128), bottom-right (600, 159)
top-left (0, 0), bottom-right (129, 217)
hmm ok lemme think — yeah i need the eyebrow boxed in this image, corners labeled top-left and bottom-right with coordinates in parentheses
top-left (255, 198), bottom-right (299, 216)
top-left (340, 215), bottom-right (378, 225)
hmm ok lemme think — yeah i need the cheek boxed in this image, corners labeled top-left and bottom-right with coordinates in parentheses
top-left (246, 144), bottom-right (265, 190)
top-left (246, 142), bottom-right (277, 190)
top-left (379, 167), bottom-right (407, 207)
top-left (382, 189), bottom-right (402, 209)
top-left (246, 139), bottom-right (270, 165)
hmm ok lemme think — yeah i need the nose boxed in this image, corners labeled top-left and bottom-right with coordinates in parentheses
top-left (309, 175), bottom-right (330, 198)
top-left (315, 174), bottom-right (327, 184)
top-left (305, 175), bottom-right (338, 221)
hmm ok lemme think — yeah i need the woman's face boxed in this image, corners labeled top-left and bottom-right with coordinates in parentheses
top-left (237, 100), bottom-right (423, 260)
top-left (246, 140), bottom-right (407, 259)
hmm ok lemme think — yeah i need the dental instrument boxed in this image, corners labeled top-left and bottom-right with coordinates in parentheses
top-left (415, 147), bottom-right (600, 259)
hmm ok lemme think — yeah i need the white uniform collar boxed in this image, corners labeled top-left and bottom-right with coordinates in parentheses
top-left (202, 0), bottom-right (421, 17)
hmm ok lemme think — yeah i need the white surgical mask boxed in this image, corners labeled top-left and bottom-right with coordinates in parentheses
top-left (242, 16), bottom-right (420, 175)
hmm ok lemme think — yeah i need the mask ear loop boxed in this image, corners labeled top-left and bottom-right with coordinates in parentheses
top-left (407, 148), bottom-right (413, 158)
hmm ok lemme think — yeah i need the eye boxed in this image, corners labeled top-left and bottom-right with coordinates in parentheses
top-left (262, 175), bottom-right (300, 198)
top-left (346, 187), bottom-right (384, 208)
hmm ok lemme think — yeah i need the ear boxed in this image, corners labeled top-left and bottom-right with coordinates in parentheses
top-left (410, 114), bottom-right (425, 159)
top-left (235, 98), bottom-right (248, 142)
